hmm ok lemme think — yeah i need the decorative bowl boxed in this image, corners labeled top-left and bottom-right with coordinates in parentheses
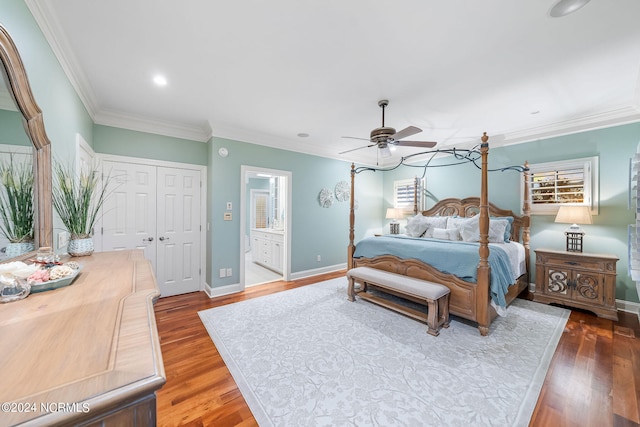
top-left (30, 267), bottom-right (82, 293)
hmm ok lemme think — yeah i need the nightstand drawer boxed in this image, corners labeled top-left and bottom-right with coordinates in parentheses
top-left (542, 256), bottom-right (604, 272)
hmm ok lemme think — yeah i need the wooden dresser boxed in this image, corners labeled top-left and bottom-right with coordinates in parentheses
top-left (0, 250), bottom-right (165, 426)
top-left (534, 248), bottom-right (618, 321)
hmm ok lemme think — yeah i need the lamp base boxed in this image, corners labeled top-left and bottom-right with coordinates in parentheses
top-left (565, 231), bottom-right (584, 252)
top-left (389, 223), bottom-right (400, 234)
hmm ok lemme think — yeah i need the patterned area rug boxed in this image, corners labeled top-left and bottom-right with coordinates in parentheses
top-left (199, 277), bottom-right (569, 427)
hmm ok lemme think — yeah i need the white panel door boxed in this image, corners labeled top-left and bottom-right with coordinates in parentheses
top-left (156, 167), bottom-right (201, 297)
top-left (100, 161), bottom-right (157, 268)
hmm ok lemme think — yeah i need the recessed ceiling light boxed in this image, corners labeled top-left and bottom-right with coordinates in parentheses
top-left (549, 0), bottom-right (591, 17)
top-left (297, 133), bottom-right (309, 138)
top-left (153, 75), bottom-right (168, 86)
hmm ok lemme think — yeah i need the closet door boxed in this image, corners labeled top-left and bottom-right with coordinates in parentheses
top-left (101, 162), bottom-right (157, 268)
top-left (155, 167), bottom-right (201, 297)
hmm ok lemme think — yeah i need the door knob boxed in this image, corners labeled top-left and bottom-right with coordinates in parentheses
top-left (159, 236), bottom-right (170, 241)
top-left (142, 237), bottom-right (154, 242)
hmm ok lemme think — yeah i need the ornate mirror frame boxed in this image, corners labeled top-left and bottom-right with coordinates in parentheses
top-left (0, 24), bottom-right (53, 257)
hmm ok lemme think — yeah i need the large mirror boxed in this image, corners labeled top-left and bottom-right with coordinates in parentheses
top-left (0, 24), bottom-right (53, 262)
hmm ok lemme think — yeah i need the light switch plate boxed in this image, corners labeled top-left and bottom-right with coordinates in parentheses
top-left (226, 202), bottom-right (232, 210)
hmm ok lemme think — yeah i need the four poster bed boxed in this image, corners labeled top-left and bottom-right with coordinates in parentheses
top-left (347, 133), bottom-right (531, 336)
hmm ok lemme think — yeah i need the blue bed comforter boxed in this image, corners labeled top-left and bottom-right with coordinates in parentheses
top-left (353, 235), bottom-right (517, 307)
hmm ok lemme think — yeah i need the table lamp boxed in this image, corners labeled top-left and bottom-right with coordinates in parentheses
top-left (386, 208), bottom-right (403, 234)
top-left (554, 205), bottom-right (592, 252)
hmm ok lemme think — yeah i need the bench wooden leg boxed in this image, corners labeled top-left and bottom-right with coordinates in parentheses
top-left (426, 298), bottom-right (440, 336)
top-left (426, 294), bottom-right (451, 336)
top-left (347, 277), bottom-right (355, 302)
top-left (441, 294), bottom-right (450, 328)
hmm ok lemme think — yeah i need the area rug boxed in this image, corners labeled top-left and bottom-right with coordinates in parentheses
top-left (198, 277), bottom-right (569, 427)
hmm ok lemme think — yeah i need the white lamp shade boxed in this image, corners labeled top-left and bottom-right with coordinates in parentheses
top-left (386, 208), bottom-right (403, 220)
top-left (554, 205), bottom-right (593, 225)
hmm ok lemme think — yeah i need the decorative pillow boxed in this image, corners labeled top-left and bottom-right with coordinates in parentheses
top-left (459, 215), bottom-right (509, 243)
top-left (459, 215), bottom-right (480, 242)
top-left (405, 214), bottom-right (430, 237)
top-left (432, 227), bottom-right (459, 241)
top-left (492, 216), bottom-right (514, 242)
top-left (421, 216), bottom-right (449, 238)
top-left (488, 220), bottom-right (508, 243)
top-left (446, 216), bottom-right (468, 241)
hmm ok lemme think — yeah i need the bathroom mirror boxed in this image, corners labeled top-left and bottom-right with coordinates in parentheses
top-left (0, 24), bottom-right (53, 261)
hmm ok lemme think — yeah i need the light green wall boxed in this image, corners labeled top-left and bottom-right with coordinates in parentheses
top-left (383, 123), bottom-right (640, 303)
top-left (207, 137), bottom-right (382, 287)
top-left (93, 125), bottom-right (208, 165)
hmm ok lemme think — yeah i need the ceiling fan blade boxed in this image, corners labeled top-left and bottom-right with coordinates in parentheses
top-left (391, 126), bottom-right (422, 141)
top-left (341, 136), bottom-right (371, 142)
top-left (395, 140), bottom-right (437, 148)
top-left (339, 143), bottom-right (376, 155)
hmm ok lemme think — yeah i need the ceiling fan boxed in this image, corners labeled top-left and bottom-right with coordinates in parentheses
top-left (339, 100), bottom-right (437, 158)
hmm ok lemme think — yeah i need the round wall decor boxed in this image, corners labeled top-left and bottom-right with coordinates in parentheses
top-left (318, 188), bottom-right (334, 208)
top-left (334, 180), bottom-right (350, 202)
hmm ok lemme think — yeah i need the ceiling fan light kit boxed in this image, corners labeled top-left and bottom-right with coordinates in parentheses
top-left (549, 0), bottom-right (591, 17)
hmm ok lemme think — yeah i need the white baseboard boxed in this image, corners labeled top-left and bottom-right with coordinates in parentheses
top-left (202, 264), bottom-right (346, 300)
top-left (289, 263), bottom-right (347, 281)
top-left (204, 282), bottom-right (242, 298)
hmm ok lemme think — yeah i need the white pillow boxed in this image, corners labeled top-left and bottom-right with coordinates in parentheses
top-left (445, 216), bottom-right (468, 240)
top-left (422, 216), bottom-right (449, 238)
top-left (460, 215), bottom-right (480, 242)
top-left (460, 215), bottom-right (509, 243)
top-left (432, 227), bottom-right (459, 241)
top-left (405, 214), bottom-right (430, 237)
top-left (488, 220), bottom-right (508, 243)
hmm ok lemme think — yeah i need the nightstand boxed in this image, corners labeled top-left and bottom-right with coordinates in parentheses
top-left (534, 249), bottom-right (618, 321)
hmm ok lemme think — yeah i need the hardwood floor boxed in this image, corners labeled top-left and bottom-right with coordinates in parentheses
top-left (154, 272), bottom-right (640, 427)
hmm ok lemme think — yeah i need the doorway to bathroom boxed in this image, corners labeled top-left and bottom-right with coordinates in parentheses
top-left (240, 165), bottom-right (291, 288)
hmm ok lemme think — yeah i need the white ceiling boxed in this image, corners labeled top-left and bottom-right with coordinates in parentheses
top-left (26, 0), bottom-right (640, 165)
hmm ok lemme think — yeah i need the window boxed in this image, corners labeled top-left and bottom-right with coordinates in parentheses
top-left (394, 178), bottom-right (425, 212)
top-left (524, 156), bottom-right (598, 215)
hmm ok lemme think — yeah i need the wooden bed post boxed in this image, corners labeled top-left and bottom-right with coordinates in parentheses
top-left (348, 163), bottom-right (356, 270)
top-left (414, 176), bottom-right (419, 215)
top-left (522, 161), bottom-right (531, 283)
top-left (477, 133), bottom-right (491, 336)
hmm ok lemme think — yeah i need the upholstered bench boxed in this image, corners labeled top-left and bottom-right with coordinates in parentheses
top-left (347, 266), bottom-right (451, 336)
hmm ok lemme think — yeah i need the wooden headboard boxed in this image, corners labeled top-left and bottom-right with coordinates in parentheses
top-left (418, 197), bottom-right (530, 243)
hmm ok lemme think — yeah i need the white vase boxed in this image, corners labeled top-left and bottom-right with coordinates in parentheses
top-left (67, 237), bottom-right (94, 257)
top-left (5, 241), bottom-right (34, 258)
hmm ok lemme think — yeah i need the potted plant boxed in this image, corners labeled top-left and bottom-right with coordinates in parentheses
top-left (0, 157), bottom-right (34, 258)
top-left (52, 161), bottom-right (110, 256)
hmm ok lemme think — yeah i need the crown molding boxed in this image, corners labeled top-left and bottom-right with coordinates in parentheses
top-left (501, 105), bottom-right (640, 146)
top-left (25, 0), bottom-right (99, 121)
top-left (94, 109), bottom-right (211, 143)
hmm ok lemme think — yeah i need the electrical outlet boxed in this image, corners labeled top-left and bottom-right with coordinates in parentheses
top-left (226, 268), bottom-right (232, 276)
top-left (57, 231), bottom-right (68, 249)
top-left (317, 255), bottom-right (321, 262)
top-left (219, 268), bottom-right (226, 278)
